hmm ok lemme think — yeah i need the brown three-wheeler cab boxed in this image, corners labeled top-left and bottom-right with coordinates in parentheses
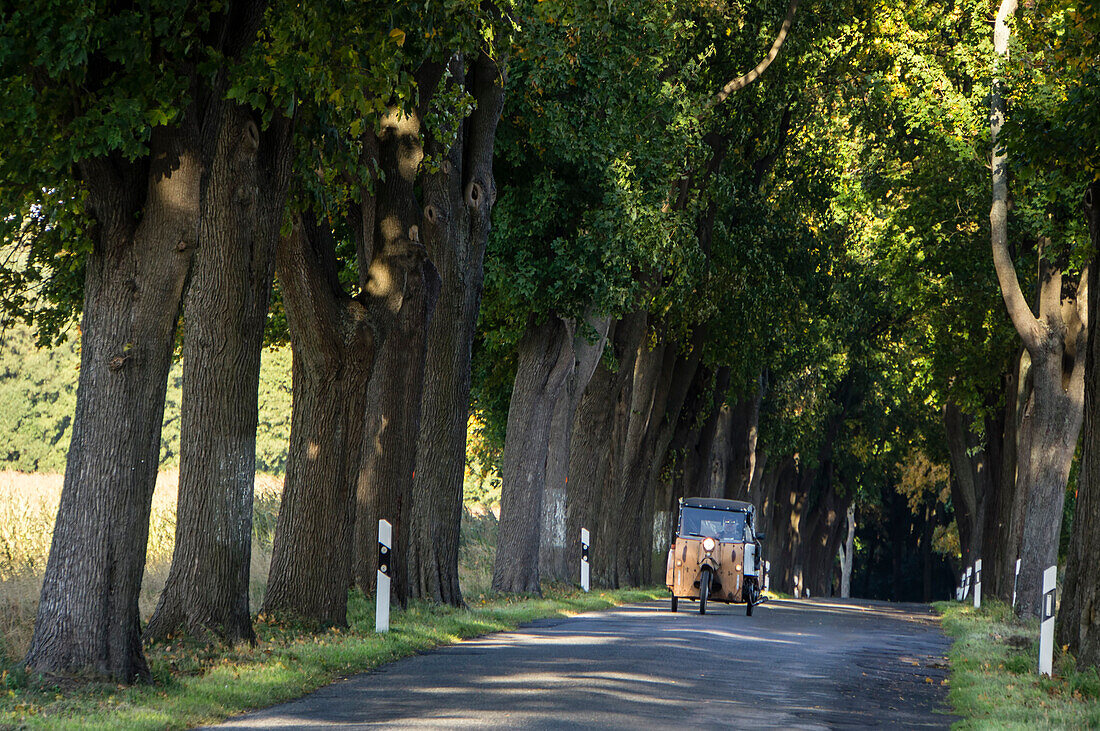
top-left (665, 497), bottom-right (765, 615)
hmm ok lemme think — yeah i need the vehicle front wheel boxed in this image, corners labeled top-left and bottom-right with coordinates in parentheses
top-left (671, 595), bottom-right (678, 612)
top-left (699, 571), bottom-right (711, 615)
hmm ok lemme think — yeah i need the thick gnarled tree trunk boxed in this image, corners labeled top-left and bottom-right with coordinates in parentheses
top-left (1058, 182), bottom-right (1100, 665)
top-left (539, 314), bottom-right (610, 583)
top-left (492, 317), bottom-right (575, 593)
top-left (353, 88), bottom-right (442, 606)
top-left (261, 219), bottom-right (378, 626)
top-left (407, 52), bottom-right (506, 605)
top-left (354, 258), bottom-right (439, 605)
top-left (564, 314), bottom-right (646, 588)
top-left (25, 125), bottom-right (202, 681)
top-left (147, 105), bottom-right (293, 645)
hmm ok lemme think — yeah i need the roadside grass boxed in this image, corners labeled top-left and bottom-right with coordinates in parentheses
top-left (0, 585), bottom-right (665, 730)
top-left (935, 599), bottom-right (1100, 728)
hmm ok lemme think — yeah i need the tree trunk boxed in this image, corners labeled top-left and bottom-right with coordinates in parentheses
top-left (492, 317), bottom-right (575, 593)
top-left (943, 400), bottom-right (991, 570)
top-left (146, 105), bottom-right (293, 645)
top-left (352, 87), bottom-right (442, 606)
top-left (261, 219), bottom-right (378, 626)
top-left (681, 367), bottom-right (728, 500)
top-left (406, 52), bottom-right (505, 605)
top-left (614, 332), bottom-right (684, 588)
top-left (722, 375), bottom-right (765, 501)
top-left (797, 467), bottom-right (847, 598)
top-left (839, 504), bottom-right (855, 598)
top-left (354, 258), bottom-right (439, 605)
top-left (539, 314), bottom-right (610, 583)
top-left (922, 502), bottom-right (936, 602)
top-left (25, 125), bottom-right (202, 681)
top-left (565, 313), bottom-right (645, 588)
top-left (651, 365), bottom-right (716, 577)
top-left (1001, 350), bottom-right (1034, 596)
top-left (989, 0), bottom-right (1087, 617)
top-left (1058, 182), bottom-right (1100, 665)
top-left (980, 373), bottom-right (1014, 600)
top-left (765, 458), bottom-right (811, 595)
top-left (1016, 346), bottom-right (1084, 617)
top-left (263, 115), bottom-right (428, 624)
top-left (610, 331), bottom-right (668, 586)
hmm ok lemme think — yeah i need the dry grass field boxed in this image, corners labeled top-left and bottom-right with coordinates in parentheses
top-left (0, 470), bottom-right (284, 664)
top-left (0, 471), bottom-right (496, 666)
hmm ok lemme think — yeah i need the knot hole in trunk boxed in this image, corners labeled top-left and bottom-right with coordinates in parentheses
top-left (243, 120), bottom-right (260, 154)
top-left (465, 181), bottom-right (483, 209)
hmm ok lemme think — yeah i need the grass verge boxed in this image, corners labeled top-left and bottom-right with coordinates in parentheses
top-left (0, 585), bottom-right (665, 730)
top-left (934, 599), bottom-right (1100, 728)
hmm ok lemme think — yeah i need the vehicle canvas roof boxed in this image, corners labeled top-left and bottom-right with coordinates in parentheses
top-left (681, 497), bottom-right (754, 513)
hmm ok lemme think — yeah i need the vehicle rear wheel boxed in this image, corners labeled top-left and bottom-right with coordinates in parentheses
top-left (671, 595), bottom-right (678, 612)
top-left (699, 571), bottom-right (711, 615)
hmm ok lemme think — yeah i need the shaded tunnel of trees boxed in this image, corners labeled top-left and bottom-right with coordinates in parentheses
top-left (0, 0), bottom-right (1098, 683)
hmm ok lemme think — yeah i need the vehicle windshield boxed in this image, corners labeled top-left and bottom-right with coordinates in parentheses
top-left (679, 507), bottom-right (748, 542)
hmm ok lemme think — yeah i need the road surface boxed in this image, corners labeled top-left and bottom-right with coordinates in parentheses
top-left (211, 597), bottom-right (957, 729)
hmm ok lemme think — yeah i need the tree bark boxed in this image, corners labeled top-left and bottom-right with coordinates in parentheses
top-left (406, 52), bottom-right (505, 605)
top-left (25, 124), bottom-right (202, 681)
top-left (354, 258), bottom-right (439, 605)
top-left (352, 85), bottom-right (442, 606)
top-left (839, 504), bottom-right (855, 598)
top-left (722, 374), bottom-right (766, 501)
top-left (261, 219), bottom-right (378, 626)
top-left (609, 329), bottom-right (668, 586)
top-left (943, 400), bottom-right (992, 570)
top-left (263, 111), bottom-right (428, 624)
top-left (1058, 181), bottom-right (1100, 665)
top-left (979, 374), bottom-right (1014, 600)
top-left (146, 104), bottom-right (293, 645)
top-left (539, 313), bottom-right (610, 583)
top-left (492, 317), bottom-right (576, 593)
top-left (680, 367), bottom-right (728, 500)
top-left (989, 0), bottom-right (1087, 618)
top-left (1000, 349), bottom-right (1033, 597)
top-left (565, 313), bottom-right (645, 588)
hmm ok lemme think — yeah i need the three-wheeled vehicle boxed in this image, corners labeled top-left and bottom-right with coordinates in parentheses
top-left (665, 497), bottom-right (764, 615)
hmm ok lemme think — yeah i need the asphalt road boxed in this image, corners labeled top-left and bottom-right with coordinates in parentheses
top-left (210, 597), bottom-right (957, 729)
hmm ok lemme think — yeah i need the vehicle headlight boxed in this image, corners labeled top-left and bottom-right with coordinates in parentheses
top-left (702, 537), bottom-right (716, 552)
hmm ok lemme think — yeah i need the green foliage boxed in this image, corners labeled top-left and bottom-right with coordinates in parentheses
top-left (0, 325), bottom-right (293, 474)
top-left (0, 326), bottom-right (78, 472)
top-left (0, 1), bottom-right (225, 343)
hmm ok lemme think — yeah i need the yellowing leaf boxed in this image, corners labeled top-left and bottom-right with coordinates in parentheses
top-left (390, 28), bottom-right (406, 46)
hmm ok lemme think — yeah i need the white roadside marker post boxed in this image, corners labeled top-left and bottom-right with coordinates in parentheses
top-left (1039, 565), bottom-right (1057, 677)
top-left (1012, 558), bottom-right (1022, 609)
top-left (376, 519), bottom-right (392, 633)
top-left (580, 528), bottom-right (590, 592)
top-left (973, 559), bottom-right (982, 609)
top-left (764, 560), bottom-right (771, 592)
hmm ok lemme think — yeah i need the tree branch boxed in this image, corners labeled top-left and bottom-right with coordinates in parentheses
top-left (989, 0), bottom-right (1041, 349)
top-left (711, 0), bottom-right (800, 107)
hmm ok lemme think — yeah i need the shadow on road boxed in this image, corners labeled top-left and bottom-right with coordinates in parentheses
top-left (211, 598), bottom-right (957, 730)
